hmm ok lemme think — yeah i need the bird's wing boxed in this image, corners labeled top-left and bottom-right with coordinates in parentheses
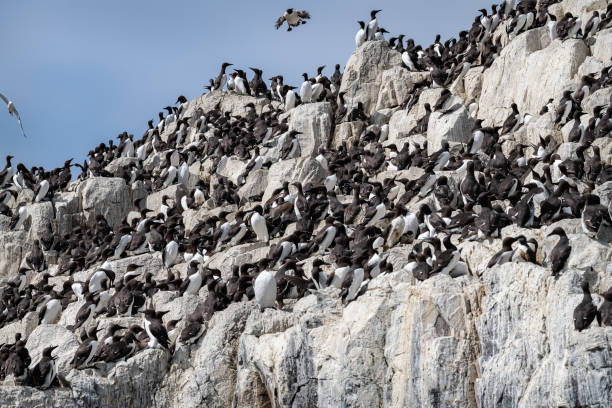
top-left (275, 15), bottom-right (286, 29)
top-left (297, 10), bottom-right (311, 19)
top-left (14, 109), bottom-right (26, 138)
top-left (0, 92), bottom-right (8, 105)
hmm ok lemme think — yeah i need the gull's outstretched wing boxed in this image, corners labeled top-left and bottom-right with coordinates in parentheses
top-left (14, 109), bottom-right (26, 138)
top-left (275, 15), bottom-right (285, 29)
top-left (0, 93), bottom-right (26, 138)
top-left (297, 10), bottom-right (311, 19)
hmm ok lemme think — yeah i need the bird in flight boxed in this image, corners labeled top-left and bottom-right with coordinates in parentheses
top-left (275, 9), bottom-right (311, 31)
top-left (0, 92), bottom-right (26, 138)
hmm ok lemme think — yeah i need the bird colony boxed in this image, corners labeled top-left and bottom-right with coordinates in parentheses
top-left (0, 0), bottom-right (611, 407)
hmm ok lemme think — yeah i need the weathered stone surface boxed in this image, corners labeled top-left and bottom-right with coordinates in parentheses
top-left (78, 177), bottom-right (132, 228)
top-left (340, 41), bottom-right (403, 116)
top-left (216, 157), bottom-right (246, 185)
top-left (234, 273), bottom-right (482, 407)
top-left (476, 263), bottom-right (612, 408)
top-left (332, 121), bottom-right (365, 149)
top-left (54, 192), bottom-right (81, 237)
top-left (578, 56), bottom-right (605, 79)
top-left (387, 110), bottom-right (417, 144)
top-left (183, 91), bottom-right (271, 119)
top-left (287, 102), bottom-right (333, 157)
top-left (261, 158), bottom-right (325, 204)
top-left (463, 66), bottom-right (484, 102)
top-left (370, 108), bottom-right (396, 126)
top-left (26, 201), bottom-right (54, 241)
top-left (480, 28), bottom-right (588, 125)
top-left (0, 231), bottom-right (27, 278)
top-left (410, 88), bottom-right (445, 119)
top-left (375, 68), bottom-right (429, 111)
top-left (594, 136), bottom-right (612, 165)
top-left (512, 111), bottom-right (560, 146)
top-left (0, 2), bottom-right (611, 406)
top-left (554, 0), bottom-right (610, 27)
top-left (156, 302), bottom-right (252, 408)
top-left (25, 324), bottom-right (80, 375)
top-left (105, 157), bottom-right (138, 174)
top-left (583, 87), bottom-right (612, 116)
top-left (427, 104), bottom-right (474, 154)
top-left (146, 184), bottom-right (187, 214)
top-left (237, 169), bottom-right (268, 202)
top-left (0, 311), bottom-right (38, 345)
top-left (592, 28), bottom-right (612, 63)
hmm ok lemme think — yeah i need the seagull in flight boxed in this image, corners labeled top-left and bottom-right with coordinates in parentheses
top-left (0, 92), bottom-right (26, 138)
top-left (275, 9), bottom-right (311, 31)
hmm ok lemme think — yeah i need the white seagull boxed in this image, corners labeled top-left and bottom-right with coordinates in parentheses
top-left (0, 92), bottom-right (26, 138)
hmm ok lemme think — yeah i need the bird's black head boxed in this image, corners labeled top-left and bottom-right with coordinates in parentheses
top-left (547, 227), bottom-right (566, 238)
top-left (584, 194), bottom-right (600, 206)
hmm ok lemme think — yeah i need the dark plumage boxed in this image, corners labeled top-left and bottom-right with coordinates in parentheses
top-left (573, 281), bottom-right (599, 332)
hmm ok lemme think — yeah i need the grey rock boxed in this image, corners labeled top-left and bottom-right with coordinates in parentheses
top-left (104, 157), bottom-right (138, 174)
top-left (387, 110), bottom-right (417, 144)
top-left (332, 121), bottom-right (365, 149)
top-left (340, 41), bottom-right (403, 116)
top-left (287, 102), bottom-right (333, 158)
top-left (183, 91), bottom-right (270, 120)
top-left (0, 231), bottom-right (27, 278)
top-left (480, 28), bottom-right (588, 125)
top-left (78, 177), bottom-right (132, 228)
top-left (591, 28), bottom-right (612, 63)
top-left (237, 169), bottom-right (268, 203)
top-left (26, 201), bottom-right (54, 242)
top-left (375, 68), bottom-right (429, 111)
top-left (427, 104), bottom-right (474, 154)
top-left (146, 184), bottom-right (187, 214)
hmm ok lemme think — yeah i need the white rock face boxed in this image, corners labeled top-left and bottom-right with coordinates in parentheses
top-left (332, 121), bottom-right (365, 148)
top-left (287, 102), bottom-right (333, 158)
top-left (376, 68), bottom-right (429, 111)
top-left (0, 1), bottom-right (610, 406)
top-left (340, 41), bottom-right (403, 116)
top-left (183, 91), bottom-right (271, 119)
top-left (479, 28), bottom-right (588, 125)
top-left (477, 264), bottom-right (612, 408)
top-left (0, 231), bottom-right (27, 278)
top-left (26, 202), bottom-right (54, 241)
top-left (388, 110), bottom-right (417, 143)
top-left (78, 177), bottom-right (132, 228)
top-left (427, 104), bottom-right (474, 154)
top-left (592, 28), bottom-right (612, 63)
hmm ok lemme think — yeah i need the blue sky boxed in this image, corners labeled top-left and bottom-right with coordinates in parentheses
top-left (0, 1), bottom-right (493, 170)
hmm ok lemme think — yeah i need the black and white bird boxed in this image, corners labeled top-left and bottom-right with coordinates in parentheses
top-left (581, 195), bottom-right (612, 237)
top-left (367, 10), bottom-right (382, 41)
top-left (547, 227), bottom-right (571, 276)
top-left (275, 9), bottom-right (311, 31)
top-left (143, 309), bottom-right (170, 349)
top-left (487, 237), bottom-right (517, 268)
top-left (355, 21), bottom-right (367, 48)
top-left (30, 346), bottom-right (57, 389)
top-left (573, 281), bottom-right (599, 332)
top-left (0, 92), bottom-right (26, 138)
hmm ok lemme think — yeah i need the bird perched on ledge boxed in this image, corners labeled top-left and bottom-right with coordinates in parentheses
top-left (275, 9), bottom-right (311, 31)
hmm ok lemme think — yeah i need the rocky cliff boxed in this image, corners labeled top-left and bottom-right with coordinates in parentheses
top-left (0, 0), bottom-right (611, 407)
